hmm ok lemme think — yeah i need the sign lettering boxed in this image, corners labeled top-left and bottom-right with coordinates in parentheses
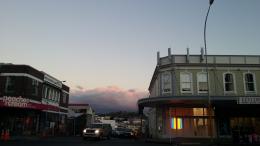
top-left (238, 97), bottom-right (260, 104)
top-left (2, 96), bottom-right (29, 108)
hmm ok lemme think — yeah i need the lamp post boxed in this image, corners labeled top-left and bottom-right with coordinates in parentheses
top-left (204, 0), bottom-right (214, 142)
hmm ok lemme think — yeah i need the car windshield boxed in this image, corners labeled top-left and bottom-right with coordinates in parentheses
top-left (116, 128), bottom-right (131, 132)
top-left (89, 124), bottom-right (103, 128)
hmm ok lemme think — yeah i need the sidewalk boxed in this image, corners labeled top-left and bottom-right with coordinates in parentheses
top-left (145, 137), bottom-right (215, 144)
top-left (2, 136), bottom-right (40, 141)
top-left (0, 136), bottom-right (83, 142)
top-left (145, 138), bottom-right (260, 146)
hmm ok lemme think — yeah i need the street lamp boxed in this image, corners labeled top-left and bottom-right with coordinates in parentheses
top-left (204, 0), bottom-right (214, 141)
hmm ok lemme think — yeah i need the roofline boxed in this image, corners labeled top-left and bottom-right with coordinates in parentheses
top-left (69, 104), bottom-right (89, 106)
top-left (148, 54), bottom-right (260, 91)
top-left (0, 63), bottom-right (69, 90)
top-left (160, 54), bottom-right (260, 59)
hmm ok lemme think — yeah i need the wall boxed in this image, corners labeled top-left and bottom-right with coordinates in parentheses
top-left (149, 67), bottom-right (260, 97)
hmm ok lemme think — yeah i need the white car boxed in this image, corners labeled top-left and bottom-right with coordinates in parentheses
top-left (82, 124), bottom-right (112, 140)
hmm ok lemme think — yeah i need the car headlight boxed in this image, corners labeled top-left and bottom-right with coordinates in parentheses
top-left (94, 130), bottom-right (100, 134)
top-left (83, 129), bottom-right (87, 133)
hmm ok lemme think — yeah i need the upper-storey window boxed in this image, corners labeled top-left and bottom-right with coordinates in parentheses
top-left (5, 76), bottom-right (15, 94)
top-left (244, 73), bottom-right (256, 94)
top-left (197, 72), bottom-right (208, 93)
top-left (32, 79), bottom-right (39, 96)
top-left (180, 72), bottom-right (193, 93)
top-left (62, 92), bottom-right (68, 104)
top-left (162, 72), bottom-right (172, 94)
top-left (224, 73), bottom-right (235, 93)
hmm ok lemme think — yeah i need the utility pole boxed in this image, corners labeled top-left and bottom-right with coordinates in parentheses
top-left (204, 0), bottom-right (215, 142)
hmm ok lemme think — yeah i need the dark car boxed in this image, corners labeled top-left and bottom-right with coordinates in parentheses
top-left (82, 123), bottom-right (112, 140)
top-left (114, 128), bottom-right (135, 138)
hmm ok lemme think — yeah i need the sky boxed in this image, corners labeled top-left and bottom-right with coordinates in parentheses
top-left (0, 0), bottom-right (259, 113)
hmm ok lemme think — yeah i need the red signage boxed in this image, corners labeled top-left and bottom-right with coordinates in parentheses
top-left (0, 96), bottom-right (64, 112)
top-left (2, 96), bottom-right (29, 108)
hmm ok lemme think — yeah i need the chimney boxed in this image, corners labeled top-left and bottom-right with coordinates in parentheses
top-left (200, 47), bottom-right (205, 62)
top-left (186, 47), bottom-right (190, 63)
top-left (168, 48), bottom-right (172, 62)
top-left (157, 51), bottom-right (160, 65)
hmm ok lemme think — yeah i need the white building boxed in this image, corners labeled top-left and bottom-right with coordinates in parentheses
top-left (138, 48), bottom-right (260, 143)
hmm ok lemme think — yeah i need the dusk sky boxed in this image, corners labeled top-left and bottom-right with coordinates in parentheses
top-left (0, 0), bottom-right (259, 112)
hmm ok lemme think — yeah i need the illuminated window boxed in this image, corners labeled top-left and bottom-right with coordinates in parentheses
top-left (171, 117), bottom-right (183, 129)
top-left (193, 108), bottom-right (204, 116)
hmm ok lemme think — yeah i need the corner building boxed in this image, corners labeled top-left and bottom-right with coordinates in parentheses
top-left (138, 49), bottom-right (260, 142)
top-left (0, 64), bottom-right (69, 136)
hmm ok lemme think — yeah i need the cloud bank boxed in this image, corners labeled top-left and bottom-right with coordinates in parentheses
top-left (70, 86), bottom-right (148, 113)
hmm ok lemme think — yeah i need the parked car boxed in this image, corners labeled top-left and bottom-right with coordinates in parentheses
top-left (113, 128), bottom-right (135, 138)
top-left (82, 123), bottom-right (112, 140)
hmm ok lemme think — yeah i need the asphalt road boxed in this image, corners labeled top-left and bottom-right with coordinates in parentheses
top-left (0, 137), bottom-right (170, 146)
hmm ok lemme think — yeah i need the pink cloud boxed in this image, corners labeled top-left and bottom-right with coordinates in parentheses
top-left (70, 86), bottom-right (148, 113)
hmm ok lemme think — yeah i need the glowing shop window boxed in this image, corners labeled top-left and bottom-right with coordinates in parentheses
top-left (171, 117), bottom-right (183, 129)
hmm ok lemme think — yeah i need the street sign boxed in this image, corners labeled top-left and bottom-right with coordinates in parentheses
top-left (238, 97), bottom-right (260, 104)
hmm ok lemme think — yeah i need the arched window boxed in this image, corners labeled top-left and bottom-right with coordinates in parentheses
top-left (162, 72), bottom-right (172, 94)
top-left (224, 73), bottom-right (235, 92)
top-left (244, 73), bottom-right (256, 93)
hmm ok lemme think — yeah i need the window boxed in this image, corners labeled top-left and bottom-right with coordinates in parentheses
top-left (57, 92), bottom-right (60, 102)
top-left (162, 72), bottom-right (172, 94)
top-left (55, 91), bottom-right (60, 102)
top-left (197, 72), bottom-right (208, 93)
top-left (55, 91), bottom-right (58, 101)
top-left (224, 73), bottom-right (235, 92)
top-left (244, 73), bottom-right (256, 93)
top-left (48, 88), bottom-right (52, 100)
top-left (45, 87), bottom-right (49, 98)
top-left (180, 72), bottom-right (192, 93)
top-left (32, 79), bottom-right (39, 96)
top-left (5, 76), bottom-right (15, 93)
top-left (42, 85), bottom-right (46, 98)
top-left (51, 89), bottom-right (54, 100)
top-left (63, 92), bottom-right (67, 104)
top-left (171, 117), bottom-right (183, 130)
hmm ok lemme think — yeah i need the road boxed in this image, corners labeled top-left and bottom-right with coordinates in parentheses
top-left (0, 137), bottom-right (170, 146)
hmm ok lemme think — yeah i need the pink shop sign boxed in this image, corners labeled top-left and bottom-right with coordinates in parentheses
top-left (1, 96), bottom-right (29, 108)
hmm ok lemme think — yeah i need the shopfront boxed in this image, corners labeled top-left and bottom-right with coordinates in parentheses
top-left (214, 102), bottom-right (260, 143)
top-left (0, 64), bottom-right (70, 136)
top-left (0, 107), bottom-right (40, 136)
top-left (151, 106), bottom-right (216, 139)
top-left (0, 96), bottom-right (67, 136)
top-left (140, 97), bottom-right (260, 141)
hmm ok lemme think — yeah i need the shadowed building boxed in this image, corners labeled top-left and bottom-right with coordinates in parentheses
top-left (0, 64), bottom-right (69, 136)
top-left (68, 103), bottom-right (95, 135)
top-left (138, 48), bottom-right (260, 143)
